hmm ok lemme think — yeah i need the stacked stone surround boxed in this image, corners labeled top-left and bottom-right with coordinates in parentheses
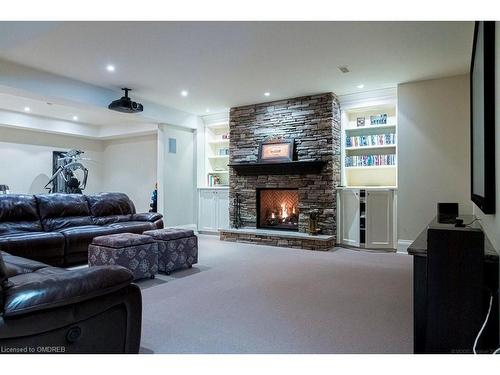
top-left (222, 92), bottom-right (341, 250)
top-left (220, 231), bottom-right (335, 251)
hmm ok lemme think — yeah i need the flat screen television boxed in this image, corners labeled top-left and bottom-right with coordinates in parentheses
top-left (470, 21), bottom-right (495, 214)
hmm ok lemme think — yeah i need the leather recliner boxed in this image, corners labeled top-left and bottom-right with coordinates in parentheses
top-left (0, 192), bottom-right (163, 266)
top-left (0, 250), bottom-right (142, 353)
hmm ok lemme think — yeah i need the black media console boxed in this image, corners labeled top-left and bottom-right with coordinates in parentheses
top-left (408, 215), bottom-right (499, 354)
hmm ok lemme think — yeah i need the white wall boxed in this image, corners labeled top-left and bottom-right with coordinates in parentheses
top-left (158, 124), bottom-right (196, 226)
top-left (101, 134), bottom-right (157, 212)
top-left (398, 75), bottom-right (472, 241)
top-left (0, 127), bottom-right (103, 194)
top-left (0, 127), bottom-right (158, 213)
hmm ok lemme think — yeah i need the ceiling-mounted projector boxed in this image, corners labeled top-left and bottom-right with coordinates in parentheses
top-left (108, 88), bottom-right (144, 113)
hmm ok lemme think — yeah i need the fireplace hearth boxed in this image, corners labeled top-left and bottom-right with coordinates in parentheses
top-left (257, 188), bottom-right (299, 231)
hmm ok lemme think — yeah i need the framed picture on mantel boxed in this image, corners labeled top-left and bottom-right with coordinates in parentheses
top-left (258, 139), bottom-right (294, 163)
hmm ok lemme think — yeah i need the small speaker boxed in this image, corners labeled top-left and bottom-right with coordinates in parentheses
top-left (437, 203), bottom-right (459, 224)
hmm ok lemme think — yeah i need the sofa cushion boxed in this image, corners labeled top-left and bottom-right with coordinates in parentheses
top-left (2, 265), bottom-right (133, 317)
top-left (143, 228), bottom-right (195, 241)
top-left (36, 193), bottom-right (92, 231)
top-left (91, 233), bottom-right (154, 248)
top-left (131, 212), bottom-right (163, 222)
top-left (87, 192), bottom-right (136, 217)
top-left (92, 215), bottom-right (132, 226)
top-left (0, 232), bottom-right (65, 264)
top-left (1, 251), bottom-right (49, 278)
top-left (0, 194), bottom-right (43, 235)
top-left (0, 250), bottom-right (8, 285)
top-left (108, 221), bottom-right (156, 234)
top-left (57, 225), bottom-right (124, 256)
top-left (0, 251), bottom-right (6, 312)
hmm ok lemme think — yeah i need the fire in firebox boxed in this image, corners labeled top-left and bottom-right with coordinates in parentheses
top-left (257, 188), bottom-right (299, 231)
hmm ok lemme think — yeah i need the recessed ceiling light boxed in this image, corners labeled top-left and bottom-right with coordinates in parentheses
top-left (181, 90), bottom-right (188, 97)
top-left (72, 115), bottom-right (78, 121)
top-left (357, 84), bottom-right (364, 89)
top-left (24, 106), bottom-right (30, 112)
top-left (106, 64), bottom-right (115, 72)
top-left (264, 92), bottom-right (270, 97)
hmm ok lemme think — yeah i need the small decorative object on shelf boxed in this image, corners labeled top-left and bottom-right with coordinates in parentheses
top-left (356, 117), bottom-right (365, 127)
top-left (0, 185), bottom-right (10, 194)
top-left (308, 209), bottom-right (321, 235)
top-left (370, 113), bottom-right (388, 125)
top-left (222, 133), bottom-right (230, 140)
top-left (149, 183), bottom-right (158, 213)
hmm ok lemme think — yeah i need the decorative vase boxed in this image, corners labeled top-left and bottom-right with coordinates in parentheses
top-left (308, 209), bottom-right (321, 235)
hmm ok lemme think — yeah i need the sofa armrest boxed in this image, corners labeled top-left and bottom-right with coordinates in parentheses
top-left (2, 266), bottom-right (133, 318)
top-left (131, 212), bottom-right (163, 222)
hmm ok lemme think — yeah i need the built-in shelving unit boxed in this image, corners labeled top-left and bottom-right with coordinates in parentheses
top-left (336, 89), bottom-right (398, 251)
top-left (197, 112), bottom-right (231, 234)
top-left (341, 92), bottom-right (397, 187)
top-left (205, 121), bottom-right (230, 187)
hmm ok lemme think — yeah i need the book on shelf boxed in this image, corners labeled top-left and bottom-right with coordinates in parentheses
top-left (346, 133), bottom-right (395, 148)
top-left (218, 147), bottom-right (230, 156)
top-left (207, 173), bottom-right (229, 187)
top-left (345, 154), bottom-right (396, 167)
top-left (207, 174), bottom-right (221, 187)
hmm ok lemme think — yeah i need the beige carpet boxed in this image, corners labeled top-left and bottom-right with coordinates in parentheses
top-left (139, 235), bottom-right (413, 353)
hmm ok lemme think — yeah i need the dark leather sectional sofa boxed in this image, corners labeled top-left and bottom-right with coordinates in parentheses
top-left (0, 250), bottom-right (142, 353)
top-left (0, 192), bottom-right (164, 266)
top-left (0, 192), bottom-right (161, 353)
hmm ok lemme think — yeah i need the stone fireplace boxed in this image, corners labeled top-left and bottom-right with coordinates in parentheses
top-left (257, 188), bottom-right (299, 231)
top-left (219, 92), bottom-right (341, 251)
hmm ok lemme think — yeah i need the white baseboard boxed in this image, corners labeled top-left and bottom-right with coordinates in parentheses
top-left (397, 240), bottom-right (413, 254)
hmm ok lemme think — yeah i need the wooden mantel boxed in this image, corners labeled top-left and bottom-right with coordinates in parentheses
top-left (228, 160), bottom-right (326, 176)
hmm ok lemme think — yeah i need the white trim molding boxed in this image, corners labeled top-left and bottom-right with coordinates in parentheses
top-left (397, 239), bottom-right (414, 254)
top-left (338, 87), bottom-right (397, 109)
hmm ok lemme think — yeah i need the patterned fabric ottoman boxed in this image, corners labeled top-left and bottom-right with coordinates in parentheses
top-left (143, 228), bottom-right (198, 275)
top-left (88, 233), bottom-right (158, 280)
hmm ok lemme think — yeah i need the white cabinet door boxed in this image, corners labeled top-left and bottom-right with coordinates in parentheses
top-left (216, 190), bottom-right (229, 229)
top-left (366, 190), bottom-right (393, 249)
top-left (198, 190), bottom-right (216, 232)
top-left (340, 189), bottom-right (360, 247)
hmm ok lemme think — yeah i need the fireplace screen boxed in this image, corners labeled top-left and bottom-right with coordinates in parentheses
top-left (257, 189), bottom-right (299, 231)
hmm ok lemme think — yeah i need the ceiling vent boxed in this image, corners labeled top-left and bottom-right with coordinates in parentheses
top-left (337, 66), bottom-right (350, 74)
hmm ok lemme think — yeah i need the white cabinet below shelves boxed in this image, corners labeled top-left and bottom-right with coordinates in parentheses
top-left (198, 189), bottom-right (229, 233)
top-left (340, 189), bottom-right (360, 247)
top-left (337, 188), bottom-right (396, 250)
top-left (199, 190), bottom-right (216, 232)
top-left (365, 190), bottom-right (394, 249)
